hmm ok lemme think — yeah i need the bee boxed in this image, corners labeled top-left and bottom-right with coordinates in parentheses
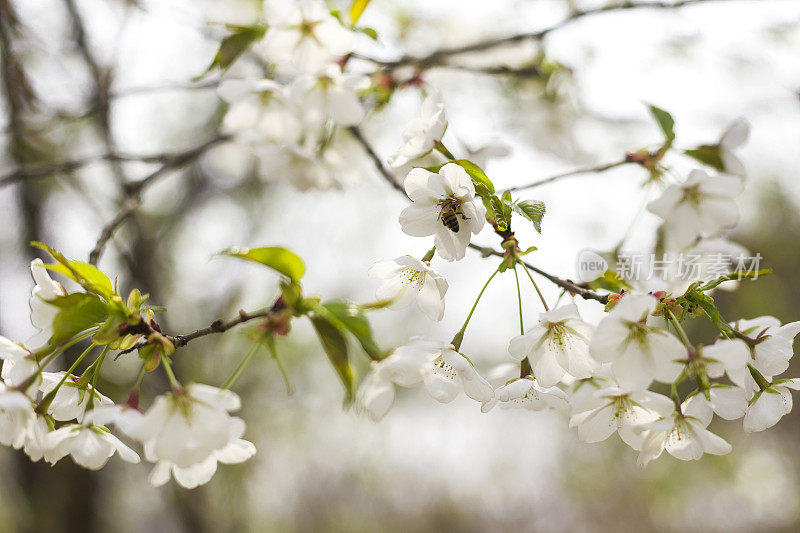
top-left (438, 198), bottom-right (469, 233)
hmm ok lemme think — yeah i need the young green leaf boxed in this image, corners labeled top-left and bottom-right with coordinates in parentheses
top-left (31, 242), bottom-right (114, 297)
top-left (310, 316), bottom-right (355, 403)
top-left (648, 104), bottom-right (676, 146)
top-left (684, 145), bottom-right (725, 172)
top-left (507, 200), bottom-right (546, 233)
top-left (46, 293), bottom-right (110, 349)
top-left (453, 159), bottom-right (495, 194)
top-left (698, 269), bottom-right (772, 292)
top-left (322, 301), bottom-right (385, 361)
top-left (222, 246), bottom-right (305, 283)
top-left (205, 24), bottom-right (267, 74)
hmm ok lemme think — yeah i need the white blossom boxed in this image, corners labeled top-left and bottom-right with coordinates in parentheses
top-left (733, 316), bottom-right (800, 388)
top-left (261, 0), bottom-right (355, 71)
top-left (424, 342), bottom-right (494, 404)
top-left (570, 386), bottom-right (674, 449)
top-left (701, 338), bottom-right (750, 392)
top-left (148, 438), bottom-right (256, 489)
top-left (29, 259), bottom-right (66, 350)
top-left (508, 304), bottom-right (598, 387)
top-left (0, 336), bottom-right (39, 389)
top-left (130, 384), bottom-right (252, 474)
top-left (647, 169), bottom-right (742, 251)
top-left (23, 415), bottom-right (55, 462)
top-left (39, 372), bottom-right (114, 422)
top-left (399, 163), bottom-right (486, 261)
top-left (368, 256), bottom-right (448, 321)
top-left (718, 118), bottom-right (749, 177)
top-left (482, 377), bottom-right (569, 413)
top-left (590, 294), bottom-right (685, 390)
top-left (682, 385), bottom-right (748, 423)
top-left (388, 90), bottom-right (447, 168)
top-left (637, 411), bottom-right (732, 467)
top-left (218, 79), bottom-right (303, 146)
top-left (45, 424), bottom-right (140, 470)
top-left (290, 64), bottom-right (368, 127)
top-left (0, 382), bottom-right (36, 449)
top-left (743, 378), bottom-right (800, 433)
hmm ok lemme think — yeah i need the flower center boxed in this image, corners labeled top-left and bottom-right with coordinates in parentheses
top-left (400, 267), bottom-right (426, 289)
top-left (432, 357), bottom-right (457, 380)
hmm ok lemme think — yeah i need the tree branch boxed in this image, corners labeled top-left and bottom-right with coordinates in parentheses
top-left (352, 127), bottom-right (610, 303)
top-left (501, 159), bottom-right (631, 193)
top-left (358, 0), bottom-right (739, 71)
top-left (170, 308), bottom-right (270, 348)
top-left (87, 134), bottom-right (231, 265)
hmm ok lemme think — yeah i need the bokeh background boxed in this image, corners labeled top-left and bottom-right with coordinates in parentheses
top-left (1, 0), bottom-right (800, 531)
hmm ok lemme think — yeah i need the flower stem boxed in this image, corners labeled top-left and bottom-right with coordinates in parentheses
top-left (16, 328), bottom-right (99, 394)
top-left (433, 140), bottom-right (455, 160)
top-left (161, 355), bottom-right (181, 391)
top-left (666, 309), bottom-right (693, 350)
top-left (513, 265), bottom-right (524, 335)
top-left (35, 342), bottom-right (96, 414)
top-left (518, 259), bottom-right (549, 311)
top-left (452, 262), bottom-right (503, 350)
top-left (221, 343), bottom-right (261, 390)
top-left (85, 345), bottom-right (111, 411)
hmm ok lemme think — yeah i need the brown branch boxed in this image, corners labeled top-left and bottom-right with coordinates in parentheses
top-left (501, 159), bottom-right (631, 193)
top-left (347, 126), bottom-right (406, 194)
top-left (352, 127), bottom-right (610, 304)
top-left (170, 309), bottom-right (270, 348)
top-left (358, 0), bottom-right (740, 71)
top-left (88, 134), bottom-right (231, 265)
top-left (63, 0), bottom-right (127, 184)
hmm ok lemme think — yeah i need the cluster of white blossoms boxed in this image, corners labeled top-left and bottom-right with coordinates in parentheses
top-left (356, 99), bottom-right (800, 467)
top-left (0, 261), bottom-right (254, 489)
top-left (218, 0), bottom-right (368, 190)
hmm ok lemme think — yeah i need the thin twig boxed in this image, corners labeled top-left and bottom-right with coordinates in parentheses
top-left (501, 159), bottom-right (630, 193)
top-left (358, 0), bottom-right (739, 71)
top-left (171, 308), bottom-right (270, 348)
top-left (88, 134), bottom-right (231, 265)
top-left (352, 126), bottom-right (609, 304)
top-left (347, 126), bottom-right (406, 194)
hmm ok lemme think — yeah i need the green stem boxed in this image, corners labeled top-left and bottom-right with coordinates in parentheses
top-left (35, 342), bottom-right (96, 414)
top-left (666, 309), bottom-right (693, 349)
top-left (670, 382), bottom-right (682, 410)
top-left (161, 355), bottom-right (182, 391)
top-left (452, 262), bottom-right (502, 350)
top-left (16, 328), bottom-right (100, 393)
top-left (518, 259), bottom-right (549, 311)
top-left (221, 343), bottom-right (261, 390)
top-left (513, 265), bottom-right (524, 335)
top-left (266, 336), bottom-right (294, 395)
top-left (433, 140), bottom-right (456, 160)
top-left (86, 345), bottom-right (111, 411)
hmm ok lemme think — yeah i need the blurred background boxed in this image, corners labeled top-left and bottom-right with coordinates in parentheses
top-left (1, 0), bottom-right (800, 531)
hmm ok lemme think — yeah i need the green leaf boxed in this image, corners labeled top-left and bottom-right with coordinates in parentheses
top-left (587, 270), bottom-right (631, 293)
top-left (32, 242), bottom-right (114, 297)
top-left (222, 246), bottom-right (305, 282)
top-left (648, 104), bottom-right (675, 145)
top-left (358, 26), bottom-right (378, 40)
top-left (322, 301), bottom-right (385, 361)
top-left (349, 0), bottom-right (371, 25)
top-left (46, 293), bottom-right (110, 349)
top-left (310, 316), bottom-right (355, 404)
top-left (684, 145), bottom-right (725, 172)
top-left (205, 24), bottom-right (267, 74)
top-left (453, 159), bottom-right (495, 194)
top-left (508, 200), bottom-right (546, 233)
top-left (698, 269), bottom-right (772, 292)
top-left (490, 195), bottom-right (508, 231)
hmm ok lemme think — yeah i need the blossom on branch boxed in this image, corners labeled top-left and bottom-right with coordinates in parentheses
top-left (368, 256), bottom-right (448, 321)
top-left (399, 163), bottom-right (486, 261)
top-left (388, 90), bottom-right (447, 168)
